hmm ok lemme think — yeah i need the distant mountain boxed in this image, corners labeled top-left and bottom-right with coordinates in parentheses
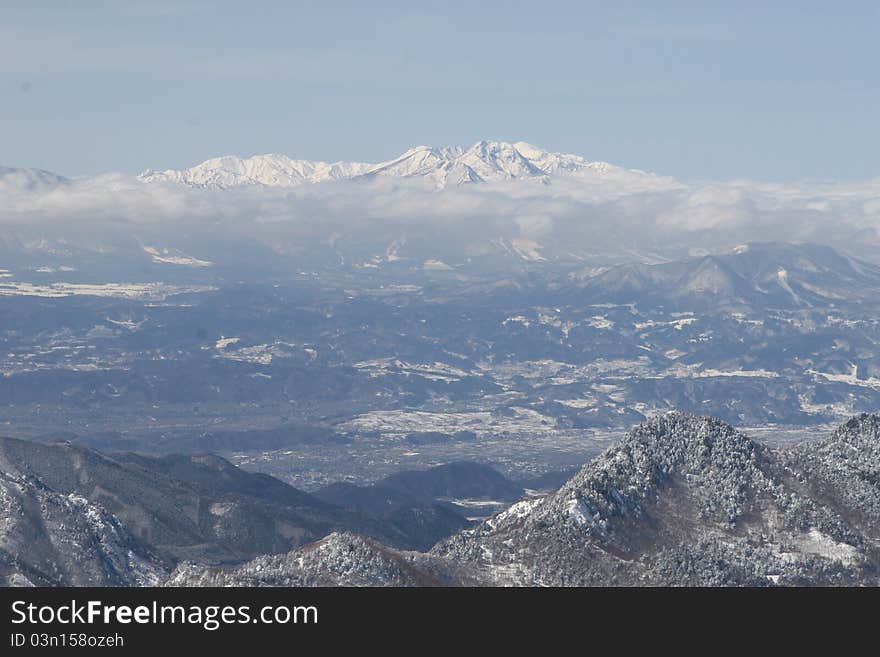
top-left (0, 166), bottom-right (69, 191)
top-left (172, 413), bottom-right (880, 587)
top-left (565, 242), bottom-right (880, 310)
top-left (139, 154), bottom-right (373, 188)
top-left (318, 461), bottom-right (523, 510)
top-left (139, 140), bottom-right (657, 189)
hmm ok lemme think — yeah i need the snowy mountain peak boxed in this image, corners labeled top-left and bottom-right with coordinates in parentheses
top-left (511, 141), bottom-right (546, 158)
top-left (139, 153), bottom-right (373, 189)
top-left (138, 141), bottom-right (651, 189)
top-left (429, 411), bottom-right (880, 586)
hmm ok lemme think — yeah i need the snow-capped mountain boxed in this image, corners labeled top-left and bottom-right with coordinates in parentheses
top-left (139, 154), bottom-right (374, 188)
top-left (139, 140), bottom-right (651, 189)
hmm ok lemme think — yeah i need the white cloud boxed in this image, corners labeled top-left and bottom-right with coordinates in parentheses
top-left (1, 167), bottom-right (879, 260)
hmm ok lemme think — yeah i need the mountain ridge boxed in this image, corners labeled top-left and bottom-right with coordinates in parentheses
top-left (563, 241), bottom-right (880, 310)
top-left (167, 412), bottom-right (880, 587)
top-left (138, 140), bottom-right (657, 189)
top-left (432, 412), bottom-right (880, 585)
top-left (0, 437), bottom-right (512, 585)
top-left (5, 413), bottom-right (880, 586)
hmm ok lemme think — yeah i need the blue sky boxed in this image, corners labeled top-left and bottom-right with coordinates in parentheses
top-left (2, 1), bottom-right (878, 180)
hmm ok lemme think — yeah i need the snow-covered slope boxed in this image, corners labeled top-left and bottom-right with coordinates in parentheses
top-left (139, 140), bottom-right (655, 189)
top-left (567, 242), bottom-right (880, 310)
top-left (434, 412), bottom-right (880, 586)
top-left (170, 413), bottom-right (880, 587)
top-left (166, 532), bottom-right (461, 587)
top-left (0, 470), bottom-right (162, 586)
top-left (139, 154), bottom-right (373, 188)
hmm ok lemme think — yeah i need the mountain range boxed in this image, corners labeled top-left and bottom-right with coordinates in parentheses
top-left (137, 140), bottom-right (660, 189)
top-left (0, 440), bottom-right (528, 585)
top-left (0, 438), bottom-right (512, 585)
top-left (0, 166), bottom-right (69, 191)
top-left (432, 412), bottom-right (880, 585)
top-left (4, 412), bottom-right (880, 586)
top-left (562, 241), bottom-right (880, 310)
top-left (170, 413), bottom-right (880, 587)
